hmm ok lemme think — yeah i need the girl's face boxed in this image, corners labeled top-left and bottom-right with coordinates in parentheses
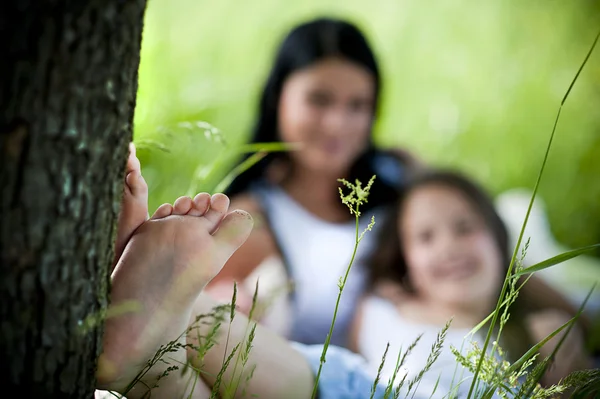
top-left (277, 57), bottom-right (375, 176)
top-left (399, 184), bottom-right (504, 310)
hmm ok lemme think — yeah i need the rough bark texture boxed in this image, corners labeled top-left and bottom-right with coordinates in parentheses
top-left (0, 1), bottom-right (147, 396)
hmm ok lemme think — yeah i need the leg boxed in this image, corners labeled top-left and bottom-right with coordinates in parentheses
top-left (187, 292), bottom-right (314, 399)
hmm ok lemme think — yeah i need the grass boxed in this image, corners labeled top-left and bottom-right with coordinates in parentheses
top-left (465, 26), bottom-right (600, 399)
top-left (309, 176), bottom-right (377, 399)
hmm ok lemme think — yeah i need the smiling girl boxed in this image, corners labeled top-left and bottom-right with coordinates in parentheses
top-left (350, 169), bottom-right (592, 397)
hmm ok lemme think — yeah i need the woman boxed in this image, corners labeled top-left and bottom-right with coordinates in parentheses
top-left (205, 17), bottom-right (420, 346)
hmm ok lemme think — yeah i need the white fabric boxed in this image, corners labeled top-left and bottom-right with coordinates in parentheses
top-left (253, 182), bottom-right (384, 346)
top-left (95, 390), bottom-right (120, 398)
top-left (358, 295), bottom-right (502, 399)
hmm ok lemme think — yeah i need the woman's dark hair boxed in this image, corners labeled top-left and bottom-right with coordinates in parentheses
top-left (367, 169), bottom-right (510, 290)
top-left (224, 17), bottom-right (405, 212)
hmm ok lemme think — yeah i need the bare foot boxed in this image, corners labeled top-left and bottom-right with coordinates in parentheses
top-left (97, 193), bottom-right (253, 398)
top-left (112, 142), bottom-right (149, 270)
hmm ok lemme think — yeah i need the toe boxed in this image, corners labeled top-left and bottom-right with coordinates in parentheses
top-left (151, 203), bottom-right (173, 220)
top-left (173, 196), bottom-right (193, 215)
top-left (187, 192), bottom-right (211, 216)
top-left (212, 210), bottom-right (254, 262)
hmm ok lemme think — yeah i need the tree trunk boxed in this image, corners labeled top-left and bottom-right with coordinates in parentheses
top-left (0, 1), bottom-right (147, 397)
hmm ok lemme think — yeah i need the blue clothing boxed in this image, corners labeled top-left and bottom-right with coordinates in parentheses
top-left (292, 343), bottom-right (385, 399)
top-left (293, 343), bottom-right (519, 399)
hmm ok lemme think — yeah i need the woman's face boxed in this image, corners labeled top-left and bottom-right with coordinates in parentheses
top-left (399, 184), bottom-right (504, 310)
top-left (278, 57), bottom-right (375, 176)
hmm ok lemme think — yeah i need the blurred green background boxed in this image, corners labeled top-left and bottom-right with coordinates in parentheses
top-left (133, 0), bottom-right (600, 257)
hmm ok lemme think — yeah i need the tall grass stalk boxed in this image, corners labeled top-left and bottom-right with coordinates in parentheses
top-left (222, 280), bottom-right (260, 399)
top-left (466, 27), bottom-right (600, 399)
top-left (310, 176), bottom-right (377, 399)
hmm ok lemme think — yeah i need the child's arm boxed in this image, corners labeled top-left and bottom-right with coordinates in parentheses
top-left (347, 297), bottom-right (367, 353)
top-left (519, 275), bottom-right (592, 336)
top-left (525, 309), bottom-right (593, 387)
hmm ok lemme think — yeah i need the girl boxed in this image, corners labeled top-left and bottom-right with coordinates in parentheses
top-left (350, 169), bottom-right (592, 397)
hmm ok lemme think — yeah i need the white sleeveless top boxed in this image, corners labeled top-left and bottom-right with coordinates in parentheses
top-left (252, 182), bottom-right (385, 347)
top-left (358, 296), bottom-right (504, 399)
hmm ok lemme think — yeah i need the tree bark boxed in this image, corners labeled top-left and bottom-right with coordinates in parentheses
top-left (0, 1), bottom-right (147, 397)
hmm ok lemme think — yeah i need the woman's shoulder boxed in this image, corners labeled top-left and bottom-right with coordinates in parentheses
top-left (374, 146), bottom-right (426, 173)
top-left (365, 146), bottom-right (427, 198)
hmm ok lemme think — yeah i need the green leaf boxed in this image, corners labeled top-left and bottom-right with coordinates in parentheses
top-left (211, 141), bottom-right (300, 193)
top-left (233, 142), bottom-right (302, 155)
top-left (468, 275), bottom-right (533, 336)
top-left (514, 243), bottom-right (600, 276)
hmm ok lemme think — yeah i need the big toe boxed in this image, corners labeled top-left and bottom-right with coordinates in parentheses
top-left (212, 210), bottom-right (253, 262)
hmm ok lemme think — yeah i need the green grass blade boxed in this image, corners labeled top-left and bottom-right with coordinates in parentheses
top-left (514, 243), bottom-right (600, 276)
top-left (565, 369), bottom-right (600, 398)
top-left (134, 138), bottom-right (171, 153)
top-left (465, 27), bottom-right (600, 399)
top-left (372, 343), bottom-right (390, 399)
top-left (468, 275), bottom-right (533, 336)
top-left (505, 315), bottom-right (576, 376)
top-left (211, 141), bottom-right (302, 193)
top-left (521, 283), bottom-right (595, 398)
top-left (427, 374), bottom-right (441, 399)
top-left (232, 142), bottom-right (302, 155)
top-left (560, 29), bottom-right (600, 106)
top-left (468, 302), bottom-right (504, 337)
top-left (213, 151), bottom-right (267, 193)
